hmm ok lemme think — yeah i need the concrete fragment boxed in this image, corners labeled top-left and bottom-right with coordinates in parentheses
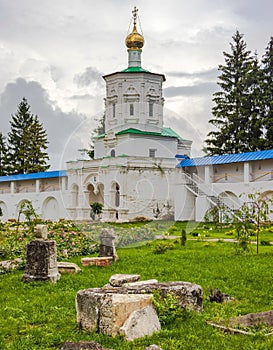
top-left (109, 274), bottom-right (140, 287)
top-left (120, 305), bottom-right (161, 341)
top-left (58, 262), bottom-right (81, 274)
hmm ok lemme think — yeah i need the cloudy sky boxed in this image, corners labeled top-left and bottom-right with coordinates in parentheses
top-left (0, 0), bottom-right (272, 169)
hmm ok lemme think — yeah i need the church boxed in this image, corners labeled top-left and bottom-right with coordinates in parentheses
top-left (0, 8), bottom-right (273, 223)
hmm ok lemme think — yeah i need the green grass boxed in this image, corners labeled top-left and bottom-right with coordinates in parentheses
top-left (1, 240), bottom-right (273, 349)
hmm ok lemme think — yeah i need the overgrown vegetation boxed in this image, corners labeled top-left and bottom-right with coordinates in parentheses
top-left (1, 234), bottom-right (273, 349)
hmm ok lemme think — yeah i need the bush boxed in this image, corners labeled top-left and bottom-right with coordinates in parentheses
top-left (152, 290), bottom-right (187, 326)
top-left (152, 241), bottom-right (175, 254)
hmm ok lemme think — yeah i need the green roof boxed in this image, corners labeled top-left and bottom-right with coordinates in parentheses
top-left (116, 127), bottom-right (183, 140)
top-left (121, 67), bottom-right (150, 73)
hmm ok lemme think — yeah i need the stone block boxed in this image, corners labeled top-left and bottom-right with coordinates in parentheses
top-left (76, 289), bottom-right (153, 336)
top-left (99, 228), bottom-right (118, 261)
top-left (109, 274), bottom-right (140, 287)
top-left (58, 262), bottom-right (81, 274)
top-left (76, 290), bottom-right (103, 332)
top-left (145, 345), bottom-right (163, 350)
top-left (81, 257), bottom-right (113, 267)
top-left (120, 305), bottom-right (161, 341)
top-left (22, 240), bottom-right (60, 283)
top-left (99, 294), bottom-right (153, 336)
top-left (0, 258), bottom-right (22, 271)
top-left (100, 281), bottom-right (203, 312)
top-left (34, 224), bottom-right (49, 240)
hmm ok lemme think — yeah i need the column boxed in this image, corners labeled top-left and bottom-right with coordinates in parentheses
top-left (36, 179), bottom-right (40, 193)
top-left (244, 162), bottom-right (250, 183)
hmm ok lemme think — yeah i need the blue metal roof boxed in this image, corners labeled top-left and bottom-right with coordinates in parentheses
top-left (0, 170), bottom-right (67, 183)
top-left (177, 149), bottom-right (273, 168)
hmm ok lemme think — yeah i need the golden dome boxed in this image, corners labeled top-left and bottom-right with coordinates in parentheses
top-left (125, 7), bottom-right (144, 50)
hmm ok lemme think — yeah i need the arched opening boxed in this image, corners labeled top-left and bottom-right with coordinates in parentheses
top-left (111, 182), bottom-right (120, 208)
top-left (87, 183), bottom-right (104, 205)
top-left (110, 149), bottom-right (115, 157)
top-left (42, 197), bottom-right (59, 221)
top-left (115, 184), bottom-right (120, 207)
top-left (0, 201), bottom-right (8, 221)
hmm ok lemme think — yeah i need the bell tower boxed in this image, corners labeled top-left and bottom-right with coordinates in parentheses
top-left (103, 8), bottom-right (165, 135)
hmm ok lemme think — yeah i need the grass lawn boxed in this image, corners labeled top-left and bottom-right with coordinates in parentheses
top-left (1, 238), bottom-right (273, 349)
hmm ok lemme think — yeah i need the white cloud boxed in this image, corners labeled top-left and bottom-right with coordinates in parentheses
top-left (0, 0), bottom-right (272, 166)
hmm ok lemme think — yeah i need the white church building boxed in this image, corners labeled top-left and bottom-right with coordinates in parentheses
top-left (1, 9), bottom-right (273, 223)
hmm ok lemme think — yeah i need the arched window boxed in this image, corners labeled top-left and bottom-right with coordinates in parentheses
top-left (149, 101), bottom-right (153, 117)
top-left (110, 149), bottom-right (115, 157)
top-left (112, 103), bottom-right (116, 118)
top-left (130, 103), bottom-right (134, 116)
top-left (115, 184), bottom-right (120, 207)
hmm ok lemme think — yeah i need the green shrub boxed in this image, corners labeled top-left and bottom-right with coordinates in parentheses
top-left (152, 241), bottom-right (175, 254)
top-left (152, 289), bottom-right (188, 326)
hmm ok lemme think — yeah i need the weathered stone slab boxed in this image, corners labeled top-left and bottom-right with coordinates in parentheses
top-left (96, 281), bottom-right (203, 312)
top-left (62, 340), bottom-right (113, 350)
top-left (81, 257), bottom-right (113, 267)
top-left (120, 305), bottom-right (161, 341)
top-left (22, 240), bottom-right (60, 283)
top-left (124, 279), bottom-right (158, 287)
top-left (109, 274), bottom-right (140, 287)
top-left (58, 262), bottom-right (81, 274)
top-left (145, 345), bottom-right (163, 350)
top-left (76, 289), bottom-right (153, 336)
top-left (0, 258), bottom-right (23, 271)
top-left (99, 228), bottom-right (118, 261)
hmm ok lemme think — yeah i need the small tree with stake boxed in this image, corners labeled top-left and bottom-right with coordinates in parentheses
top-left (235, 193), bottom-right (273, 254)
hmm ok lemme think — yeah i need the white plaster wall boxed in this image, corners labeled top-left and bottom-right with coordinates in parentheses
top-left (95, 134), bottom-right (179, 159)
top-left (0, 190), bottom-right (69, 221)
top-left (174, 184), bottom-right (195, 221)
top-left (195, 196), bottom-right (211, 222)
top-left (104, 72), bottom-right (164, 133)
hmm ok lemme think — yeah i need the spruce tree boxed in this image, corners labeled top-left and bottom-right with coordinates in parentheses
top-left (260, 37), bottom-right (273, 148)
top-left (23, 116), bottom-right (50, 173)
top-left (6, 98), bottom-right (50, 174)
top-left (0, 132), bottom-right (8, 176)
top-left (205, 31), bottom-right (261, 155)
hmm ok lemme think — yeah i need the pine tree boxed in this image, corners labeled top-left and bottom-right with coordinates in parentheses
top-left (260, 37), bottom-right (273, 148)
top-left (205, 31), bottom-right (262, 155)
top-left (0, 132), bottom-right (8, 176)
top-left (6, 98), bottom-right (50, 174)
